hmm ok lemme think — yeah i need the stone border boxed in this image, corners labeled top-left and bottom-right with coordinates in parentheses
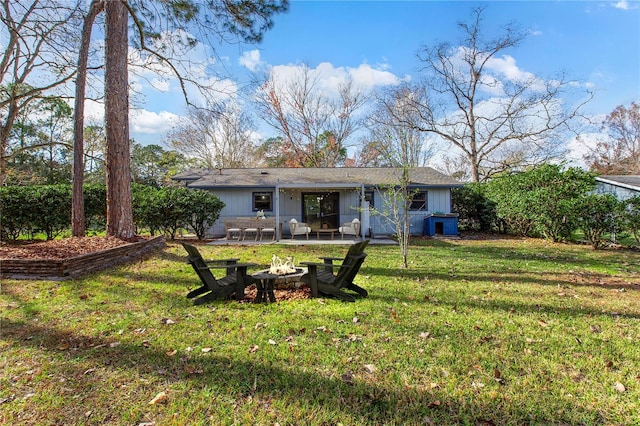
top-left (1, 235), bottom-right (166, 280)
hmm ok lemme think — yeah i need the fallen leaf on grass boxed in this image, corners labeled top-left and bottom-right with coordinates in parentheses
top-left (185, 366), bottom-right (203, 375)
top-left (160, 318), bottom-right (175, 325)
top-left (390, 309), bottom-right (400, 323)
top-left (614, 382), bottom-right (626, 393)
top-left (166, 349), bottom-right (177, 356)
top-left (201, 347), bottom-right (212, 353)
top-left (149, 391), bottom-right (168, 405)
top-left (248, 345), bottom-right (260, 353)
top-left (341, 371), bottom-right (354, 384)
top-left (363, 364), bottom-right (377, 374)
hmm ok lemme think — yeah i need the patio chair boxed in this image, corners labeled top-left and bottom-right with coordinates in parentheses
top-left (289, 218), bottom-right (311, 240)
top-left (224, 219), bottom-right (242, 240)
top-left (242, 218), bottom-right (260, 241)
top-left (339, 218), bottom-right (361, 239)
top-left (181, 242), bottom-right (257, 305)
top-left (259, 218), bottom-right (276, 241)
top-left (300, 240), bottom-right (370, 302)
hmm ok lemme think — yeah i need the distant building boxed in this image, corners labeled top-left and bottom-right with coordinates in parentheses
top-left (595, 175), bottom-right (640, 201)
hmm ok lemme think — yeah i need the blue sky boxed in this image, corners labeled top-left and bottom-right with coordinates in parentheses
top-left (110, 0), bottom-right (640, 166)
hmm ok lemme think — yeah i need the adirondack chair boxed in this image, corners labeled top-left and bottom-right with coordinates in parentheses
top-left (181, 242), bottom-right (257, 305)
top-left (300, 240), bottom-right (370, 302)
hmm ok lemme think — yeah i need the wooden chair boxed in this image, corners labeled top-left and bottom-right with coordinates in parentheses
top-left (259, 218), bottom-right (276, 241)
top-left (289, 218), bottom-right (311, 240)
top-left (339, 218), bottom-right (361, 239)
top-left (181, 242), bottom-right (256, 305)
top-left (224, 219), bottom-right (242, 240)
top-left (300, 240), bottom-right (370, 302)
top-left (242, 218), bottom-right (260, 241)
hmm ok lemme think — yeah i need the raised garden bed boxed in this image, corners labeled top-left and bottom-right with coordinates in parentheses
top-left (0, 235), bottom-right (166, 280)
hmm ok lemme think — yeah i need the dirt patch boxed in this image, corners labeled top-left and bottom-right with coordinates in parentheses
top-left (240, 285), bottom-right (312, 302)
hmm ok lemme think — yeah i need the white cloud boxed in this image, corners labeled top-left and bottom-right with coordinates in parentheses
top-left (614, 1), bottom-right (638, 10)
top-left (267, 61), bottom-right (404, 96)
top-left (130, 109), bottom-right (181, 135)
top-left (485, 55), bottom-right (536, 84)
top-left (348, 63), bottom-right (408, 88)
top-left (239, 50), bottom-right (264, 72)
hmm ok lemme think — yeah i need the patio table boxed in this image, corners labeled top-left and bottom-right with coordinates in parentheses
top-left (252, 272), bottom-right (278, 303)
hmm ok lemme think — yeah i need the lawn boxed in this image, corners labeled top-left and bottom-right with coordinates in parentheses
top-left (1, 237), bottom-right (639, 425)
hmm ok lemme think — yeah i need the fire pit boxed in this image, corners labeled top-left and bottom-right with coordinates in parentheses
top-left (262, 255), bottom-right (307, 288)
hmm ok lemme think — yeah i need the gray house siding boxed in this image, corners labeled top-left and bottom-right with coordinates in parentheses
top-left (173, 167), bottom-right (462, 239)
top-left (204, 186), bottom-right (454, 238)
top-left (595, 176), bottom-right (640, 201)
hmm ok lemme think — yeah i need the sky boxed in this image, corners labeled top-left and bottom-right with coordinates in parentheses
top-left (105, 0), bottom-right (640, 168)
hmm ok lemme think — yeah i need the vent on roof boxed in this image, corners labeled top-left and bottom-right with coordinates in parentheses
top-left (261, 171), bottom-right (269, 175)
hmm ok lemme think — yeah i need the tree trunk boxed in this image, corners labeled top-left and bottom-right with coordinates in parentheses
top-left (72, 0), bottom-right (104, 237)
top-left (105, 0), bottom-right (134, 239)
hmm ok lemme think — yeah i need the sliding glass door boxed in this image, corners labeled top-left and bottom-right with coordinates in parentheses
top-left (302, 192), bottom-right (339, 230)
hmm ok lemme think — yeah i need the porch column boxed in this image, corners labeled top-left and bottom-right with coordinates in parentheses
top-left (360, 184), bottom-right (366, 239)
top-left (275, 184), bottom-right (280, 241)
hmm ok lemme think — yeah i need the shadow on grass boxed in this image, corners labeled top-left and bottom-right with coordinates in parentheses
top-left (0, 318), bottom-right (449, 424)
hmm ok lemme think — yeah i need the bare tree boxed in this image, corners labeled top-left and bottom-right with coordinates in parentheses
top-left (368, 84), bottom-right (435, 168)
top-left (411, 7), bottom-right (592, 182)
top-left (255, 64), bottom-right (367, 167)
top-left (584, 101), bottom-right (640, 175)
top-left (0, 0), bottom-right (82, 184)
top-left (167, 103), bottom-right (256, 169)
top-left (365, 84), bottom-right (437, 268)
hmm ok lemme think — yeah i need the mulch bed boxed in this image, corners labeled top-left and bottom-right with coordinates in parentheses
top-left (0, 236), bottom-right (136, 260)
top-left (0, 236), bottom-right (165, 280)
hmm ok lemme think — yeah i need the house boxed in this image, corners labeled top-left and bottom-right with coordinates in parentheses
top-left (172, 167), bottom-right (463, 239)
top-left (595, 175), bottom-right (640, 201)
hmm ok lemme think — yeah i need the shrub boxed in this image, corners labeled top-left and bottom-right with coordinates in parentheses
top-left (27, 185), bottom-right (72, 240)
top-left (574, 193), bottom-right (621, 249)
top-left (184, 189), bottom-right (225, 239)
top-left (451, 184), bottom-right (497, 232)
top-left (622, 195), bottom-right (640, 244)
top-left (485, 165), bottom-right (595, 241)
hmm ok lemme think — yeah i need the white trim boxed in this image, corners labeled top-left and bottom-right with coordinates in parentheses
top-left (596, 177), bottom-right (640, 192)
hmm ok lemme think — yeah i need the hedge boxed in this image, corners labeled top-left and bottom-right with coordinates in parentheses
top-left (0, 184), bottom-right (224, 240)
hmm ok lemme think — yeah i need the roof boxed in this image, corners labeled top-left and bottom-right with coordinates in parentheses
top-left (595, 175), bottom-right (640, 192)
top-left (172, 167), bottom-right (463, 189)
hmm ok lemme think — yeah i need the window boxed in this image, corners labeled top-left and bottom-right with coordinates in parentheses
top-left (363, 191), bottom-right (374, 208)
top-left (409, 190), bottom-right (427, 211)
top-left (253, 192), bottom-right (273, 211)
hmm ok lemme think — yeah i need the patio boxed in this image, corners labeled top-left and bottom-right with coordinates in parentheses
top-left (205, 236), bottom-right (397, 246)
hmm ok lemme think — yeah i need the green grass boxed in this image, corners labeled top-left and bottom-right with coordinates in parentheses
top-left (2, 237), bottom-right (639, 425)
